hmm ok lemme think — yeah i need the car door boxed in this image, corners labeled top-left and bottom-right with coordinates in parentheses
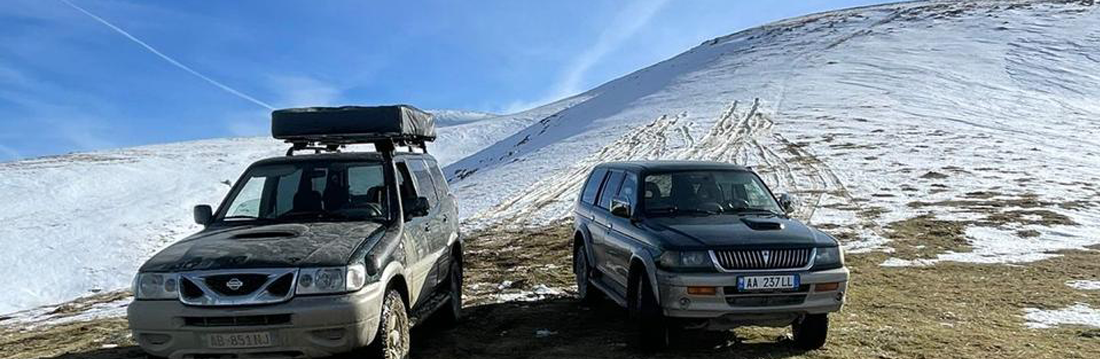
top-left (407, 158), bottom-right (448, 290)
top-left (395, 160), bottom-right (434, 308)
top-left (423, 158), bottom-right (456, 251)
top-left (604, 171), bottom-right (640, 288)
top-left (406, 158), bottom-right (447, 292)
top-left (591, 170), bottom-right (625, 291)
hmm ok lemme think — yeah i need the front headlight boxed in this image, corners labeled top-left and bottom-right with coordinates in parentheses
top-left (814, 246), bottom-right (845, 269)
top-left (657, 251), bottom-right (714, 270)
top-left (133, 273), bottom-right (179, 300)
top-left (296, 264), bottom-right (367, 295)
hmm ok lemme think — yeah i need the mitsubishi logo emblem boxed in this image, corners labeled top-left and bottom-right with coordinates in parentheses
top-left (761, 250), bottom-right (771, 265)
top-left (226, 278), bottom-right (244, 291)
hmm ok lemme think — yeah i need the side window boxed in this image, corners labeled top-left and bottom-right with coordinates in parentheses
top-left (407, 159), bottom-right (439, 207)
top-left (580, 168), bottom-right (608, 205)
top-left (618, 172), bottom-right (638, 206)
top-left (597, 170), bottom-right (625, 210)
top-left (395, 162), bottom-right (418, 210)
top-left (425, 159), bottom-right (450, 200)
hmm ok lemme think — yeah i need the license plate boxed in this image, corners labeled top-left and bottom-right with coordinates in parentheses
top-left (738, 275), bottom-right (799, 291)
top-left (207, 332), bottom-right (273, 349)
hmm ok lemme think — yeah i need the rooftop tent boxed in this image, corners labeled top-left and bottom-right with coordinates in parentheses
top-left (271, 105), bottom-right (436, 144)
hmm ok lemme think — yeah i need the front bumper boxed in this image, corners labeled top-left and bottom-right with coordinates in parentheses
top-left (656, 267), bottom-right (849, 329)
top-left (127, 282), bottom-right (383, 359)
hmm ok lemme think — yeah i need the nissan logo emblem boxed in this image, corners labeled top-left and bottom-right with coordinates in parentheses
top-left (226, 278), bottom-right (244, 291)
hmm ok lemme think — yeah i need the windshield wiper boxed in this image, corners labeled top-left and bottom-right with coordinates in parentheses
top-left (679, 208), bottom-right (719, 216)
top-left (646, 206), bottom-right (678, 216)
top-left (646, 206), bottom-right (719, 217)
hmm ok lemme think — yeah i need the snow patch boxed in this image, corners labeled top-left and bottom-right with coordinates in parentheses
top-left (1024, 303), bottom-right (1100, 329)
top-left (1066, 280), bottom-right (1100, 291)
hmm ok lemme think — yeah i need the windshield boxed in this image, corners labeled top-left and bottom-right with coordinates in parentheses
top-left (217, 160), bottom-right (389, 223)
top-left (642, 170), bottom-right (782, 216)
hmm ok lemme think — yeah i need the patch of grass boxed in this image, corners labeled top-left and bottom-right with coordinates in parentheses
top-left (885, 215), bottom-right (970, 259)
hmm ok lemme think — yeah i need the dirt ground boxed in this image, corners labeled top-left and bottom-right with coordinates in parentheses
top-left (3, 223), bottom-right (1099, 359)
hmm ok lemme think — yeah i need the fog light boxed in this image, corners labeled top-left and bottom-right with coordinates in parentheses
top-left (141, 333), bottom-right (171, 345)
top-left (686, 286), bottom-right (716, 295)
top-left (311, 328), bottom-right (346, 341)
top-left (678, 297), bottom-right (691, 309)
top-left (815, 282), bottom-right (840, 292)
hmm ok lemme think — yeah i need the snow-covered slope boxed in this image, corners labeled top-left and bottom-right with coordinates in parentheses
top-left (447, 0), bottom-right (1100, 259)
top-left (5, 0), bottom-right (1100, 320)
top-left (0, 109), bottom-right (541, 314)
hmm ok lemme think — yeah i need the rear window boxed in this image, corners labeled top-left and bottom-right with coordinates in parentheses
top-left (407, 159), bottom-right (439, 207)
top-left (580, 168), bottom-right (608, 205)
top-left (426, 159), bottom-right (450, 200)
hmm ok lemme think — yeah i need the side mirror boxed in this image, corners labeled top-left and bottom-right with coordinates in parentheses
top-left (610, 198), bottom-right (632, 219)
top-left (406, 196), bottom-right (430, 219)
top-left (194, 205), bottom-right (213, 226)
top-left (777, 193), bottom-right (796, 214)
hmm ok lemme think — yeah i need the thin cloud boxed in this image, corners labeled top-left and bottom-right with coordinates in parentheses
top-left (505, 0), bottom-right (668, 114)
top-left (555, 0), bottom-right (668, 98)
top-left (60, 0), bottom-right (275, 110)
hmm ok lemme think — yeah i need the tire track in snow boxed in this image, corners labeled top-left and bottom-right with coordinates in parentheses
top-left (470, 98), bottom-right (881, 242)
top-left (466, 113), bottom-right (692, 226)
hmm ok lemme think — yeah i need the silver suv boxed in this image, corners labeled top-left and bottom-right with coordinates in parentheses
top-left (127, 106), bottom-right (462, 359)
top-left (571, 161), bottom-right (849, 349)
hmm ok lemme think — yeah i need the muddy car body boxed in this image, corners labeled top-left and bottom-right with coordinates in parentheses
top-left (572, 161), bottom-right (848, 349)
top-left (127, 106), bottom-right (463, 359)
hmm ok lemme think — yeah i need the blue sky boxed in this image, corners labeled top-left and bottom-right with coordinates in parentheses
top-left (0, 0), bottom-right (885, 161)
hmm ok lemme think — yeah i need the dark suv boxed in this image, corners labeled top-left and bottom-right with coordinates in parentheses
top-left (572, 161), bottom-right (848, 349)
top-left (128, 106), bottom-right (462, 359)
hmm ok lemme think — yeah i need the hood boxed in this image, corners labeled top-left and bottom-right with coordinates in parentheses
top-left (641, 215), bottom-right (836, 250)
top-left (140, 222), bottom-right (384, 272)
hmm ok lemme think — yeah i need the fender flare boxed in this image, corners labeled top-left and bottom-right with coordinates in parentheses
top-left (376, 260), bottom-right (410, 305)
top-left (629, 250), bottom-right (661, 305)
top-left (573, 225), bottom-right (596, 267)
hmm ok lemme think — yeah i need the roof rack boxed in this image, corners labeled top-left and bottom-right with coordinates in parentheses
top-left (282, 136), bottom-right (430, 156)
top-left (270, 105), bottom-right (435, 157)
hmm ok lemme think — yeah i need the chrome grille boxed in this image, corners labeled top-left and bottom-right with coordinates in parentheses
top-left (711, 248), bottom-right (813, 271)
top-left (179, 268), bottom-right (298, 307)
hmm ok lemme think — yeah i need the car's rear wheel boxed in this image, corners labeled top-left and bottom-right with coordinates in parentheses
top-left (365, 289), bottom-right (410, 359)
top-left (573, 243), bottom-right (600, 305)
top-left (792, 313), bottom-right (829, 350)
top-left (630, 271), bottom-right (669, 350)
top-left (437, 255), bottom-right (463, 325)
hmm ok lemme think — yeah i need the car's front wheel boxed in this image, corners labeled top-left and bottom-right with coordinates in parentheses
top-left (365, 289), bottom-right (410, 359)
top-left (573, 243), bottom-right (600, 305)
top-left (630, 272), bottom-right (670, 350)
top-left (792, 313), bottom-right (829, 350)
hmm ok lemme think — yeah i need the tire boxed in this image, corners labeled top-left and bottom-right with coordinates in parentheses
top-left (573, 243), bottom-right (601, 305)
top-left (630, 271), bottom-right (669, 350)
top-left (365, 290), bottom-right (410, 359)
top-left (792, 313), bottom-right (829, 350)
top-left (436, 256), bottom-right (463, 325)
